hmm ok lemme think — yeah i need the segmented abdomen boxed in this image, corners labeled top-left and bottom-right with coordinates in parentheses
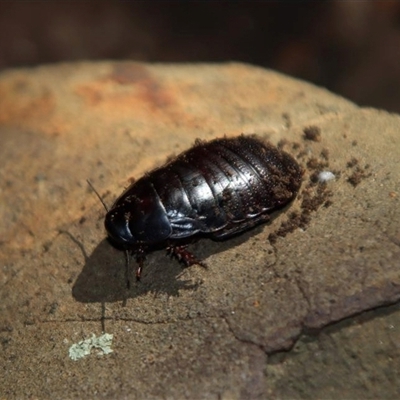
top-left (149, 135), bottom-right (302, 239)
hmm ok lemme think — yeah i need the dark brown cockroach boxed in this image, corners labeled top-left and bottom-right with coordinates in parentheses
top-left (103, 135), bottom-right (303, 281)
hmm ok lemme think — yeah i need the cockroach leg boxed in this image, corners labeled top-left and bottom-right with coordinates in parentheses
top-left (167, 245), bottom-right (207, 269)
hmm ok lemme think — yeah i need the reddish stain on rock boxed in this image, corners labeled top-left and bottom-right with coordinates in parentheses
top-left (75, 63), bottom-right (173, 116)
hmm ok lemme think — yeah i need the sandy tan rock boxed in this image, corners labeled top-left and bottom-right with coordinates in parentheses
top-left (0, 62), bottom-right (399, 398)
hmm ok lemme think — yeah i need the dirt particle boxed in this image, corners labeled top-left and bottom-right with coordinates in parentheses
top-left (347, 157), bottom-right (359, 168)
top-left (307, 157), bottom-right (328, 170)
top-left (301, 184), bottom-right (333, 213)
top-left (346, 158), bottom-right (372, 188)
top-left (303, 126), bottom-right (321, 142)
top-left (292, 142), bottom-right (300, 150)
top-left (320, 148), bottom-right (329, 160)
top-left (347, 167), bottom-right (371, 187)
top-left (277, 138), bottom-right (289, 149)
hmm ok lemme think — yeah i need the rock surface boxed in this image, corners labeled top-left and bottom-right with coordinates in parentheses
top-left (0, 62), bottom-right (399, 398)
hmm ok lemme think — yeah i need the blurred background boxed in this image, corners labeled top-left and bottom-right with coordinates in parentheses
top-left (1, 1), bottom-right (400, 112)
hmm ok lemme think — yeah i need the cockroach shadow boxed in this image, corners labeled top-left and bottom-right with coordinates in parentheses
top-left (72, 221), bottom-right (269, 304)
top-left (71, 238), bottom-right (199, 303)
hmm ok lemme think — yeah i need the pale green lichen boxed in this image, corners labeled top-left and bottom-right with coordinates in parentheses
top-left (68, 333), bottom-right (114, 361)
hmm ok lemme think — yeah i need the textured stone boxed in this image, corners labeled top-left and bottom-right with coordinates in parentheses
top-left (0, 62), bottom-right (399, 398)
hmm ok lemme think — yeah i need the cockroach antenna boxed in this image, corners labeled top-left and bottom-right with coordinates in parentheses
top-left (86, 179), bottom-right (109, 212)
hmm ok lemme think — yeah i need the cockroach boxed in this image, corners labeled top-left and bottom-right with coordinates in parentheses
top-left (94, 135), bottom-right (303, 282)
